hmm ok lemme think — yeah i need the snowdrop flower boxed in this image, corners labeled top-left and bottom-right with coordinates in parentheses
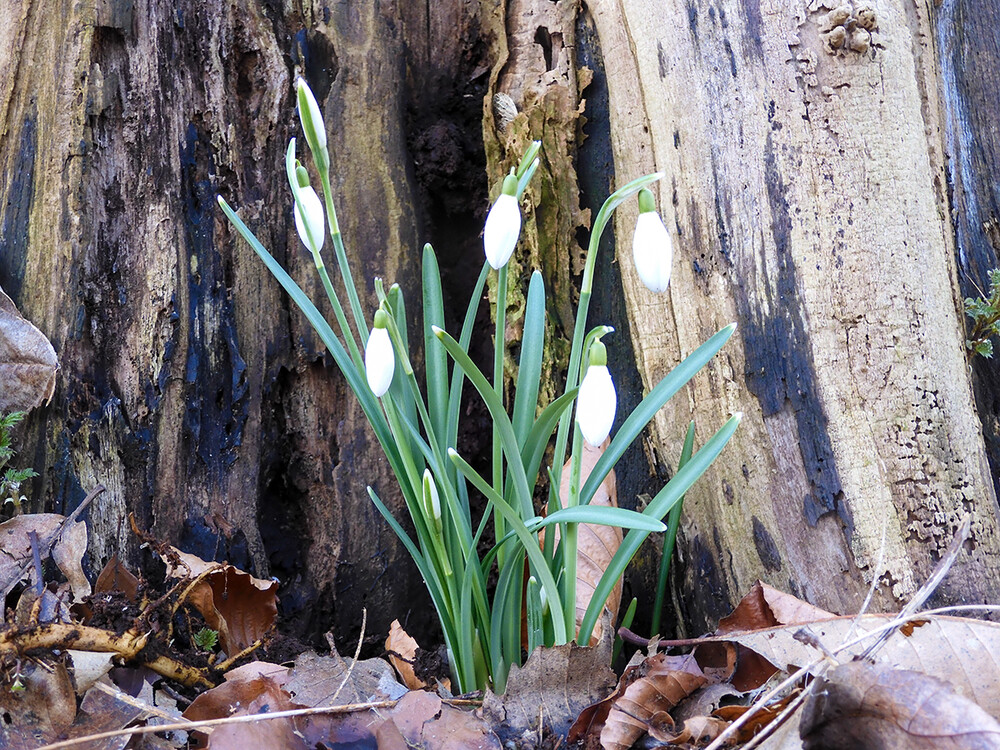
top-left (632, 188), bottom-right (673, 293)
top-left (365, 310), bottom-right (395, 397)
top-left (296, 78), bottom-right (329, 169)
top-left (483, 173), bottom-right (521, 269)
top-left (293, 165), bottom-right (325, 254)
top-left (576, 340), bottom-right (617, 447)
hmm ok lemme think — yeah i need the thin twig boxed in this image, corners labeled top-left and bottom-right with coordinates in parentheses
top-left (843, 510), bottom-right (889, 646)
top-left (213, 638), bottom-right (265, 674)
top-left (703, 658), bottom-right (827, 750)
top-left (34, 699), bottom-right (400, 750)
top-left (739, 687), bottom-right (809, 750)
top-left (1, 484), bottom-right (105, 599)
top-left (329, 607), bottom-right (367, 706)
top-left (92, 679), bottom-right (187, 725)
top-left (860, 513), bottom-right (970, 659)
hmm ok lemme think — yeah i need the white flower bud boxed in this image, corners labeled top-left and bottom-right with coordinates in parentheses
top-left (422, 469), bottom-right (442, 524)
top-left (365, 312), bottom-right (395, 397)
top-left (296, 78), bottom-right (328, 169)
top-left (632, 189), bottom-right (673, 293)
top-left (293, 185), bottom-right (325, 254)
top-left (483, 174), bottom-right (521, 270)
top-left (576, 342), bottom-right (617, 447)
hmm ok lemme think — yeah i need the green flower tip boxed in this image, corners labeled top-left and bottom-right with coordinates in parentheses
top-left (447, 447), bottom-right (459, 459)
top-left (295, 164), bottom-right (310, 188)
top-left (373, 309), bottom-right (390, 329)
top-left (431, 325), bottom-right (445, 339)
top-left (588, 340), bottom-right (608, 367)
top-left (638, 188), bottom-right (657, 214)
top-left (501, 173), bottom-right (519, 197)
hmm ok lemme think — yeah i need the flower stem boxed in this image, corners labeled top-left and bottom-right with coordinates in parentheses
top-left (493, 264), bottom-right (508, 562)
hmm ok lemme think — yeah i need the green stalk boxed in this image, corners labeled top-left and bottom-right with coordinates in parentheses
top-left (550, 173), bottom-right (664, 497)
top-left (651, 420), bottom-right (695, 637)
top-left (319, 168), bottom-right (369, 346)
top-left (493, 264), bottom-right (508, 562)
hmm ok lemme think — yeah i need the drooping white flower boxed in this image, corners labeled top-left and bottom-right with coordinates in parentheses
top-left (293, 183), bottom-right (325, 254)
top-left (576, 341), bottom-right (617, 447)
top-left (483, 174), bottom-right (521, 270)
top-left (296, 78), bottom-right (328, 166)
top-left (632, 188), bottom-right (673, 293)
top-left (365, 310), bottom-right (395, 397)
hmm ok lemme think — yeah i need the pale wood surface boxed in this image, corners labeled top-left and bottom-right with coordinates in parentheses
top-left (590, 0), bottom-right (1000, 626)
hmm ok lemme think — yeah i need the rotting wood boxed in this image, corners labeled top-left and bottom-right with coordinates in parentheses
top-left (0, 0), bottom-right (491, 649)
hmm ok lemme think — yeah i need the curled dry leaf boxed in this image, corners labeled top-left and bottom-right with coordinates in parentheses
top-left (720, 614), bottom-right (1000, 718)
top-left (386, 618), bottom-right (425, 690)
top-left (0, 286), bottom-right (58, 413)
top-left (557, 440), bottom-right (621, 643)
top-left (162, 546), bottom-right (277, 655)
top-left (0, 512), bottom-right (90, 600)
top-left (702, 581), bottom-right (837, 691)
top-left (599, 652), bottom-right (709, 750)
top-left (801, 661), bottom-right (1000, 750)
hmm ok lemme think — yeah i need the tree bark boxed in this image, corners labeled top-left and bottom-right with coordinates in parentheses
top-left (588, 0), bottom-right (1000, 631)
top-left (3, 0), bottom-right (998, 653)
top-left (0, 0), bottom-right (492, 648)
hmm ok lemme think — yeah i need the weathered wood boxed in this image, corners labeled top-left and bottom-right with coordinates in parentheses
top-left (588, 0), bottom-right (1000, 629)
top-left (0, 0), bottom-right (492, 646)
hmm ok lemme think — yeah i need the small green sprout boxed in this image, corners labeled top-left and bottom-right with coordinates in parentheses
top-left (0, 412), bottom-right (38, 514)
top-left (965, 268), bottom-right (1000, 359)
top-left (193, 628), bottom-right (219, 652)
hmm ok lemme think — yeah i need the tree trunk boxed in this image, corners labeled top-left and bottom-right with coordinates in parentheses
top-left (0, 0), bottom-right (493, 649)
top-left (586, 0), bottom-right (1000, 632)
top-left (3, 0), bottom-right (998, 654)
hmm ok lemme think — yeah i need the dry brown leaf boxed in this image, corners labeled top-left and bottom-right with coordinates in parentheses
top-left (650, 715), bottom-right (731, 745)
top-left (385, 690), bottom-right (500, 749)
top-left (702, 582), bottom-right (837, 691)
top-left (557, 439), bottom-right (621, 643)
top-left (386, 618), bottom-right (427, 690)
top-left (284, 649), bottom-right (407, 706)
top-left (0, 511), bottom-right (90, 602)
top-left (483, 634), bottom-right (617, 744)
top-left (183, 662), bottom-right (290, 723)
top-left (600, 652), bottom-right (709, 750)
top-left (161, 547), bottom-right (277, 655)
top-left (50, 518), bottom-right (91, 600)
top-left (801, 661), bottom-right (1000, 749)
top-left (13, 583), bottom-right (73, 625)
top-left (0, 286), bottom-right (58, 412)
top-left (184, 664), bottom-right (297, 748)
top-left (95, 554), bottom-right (140, 601)
top-left (0, 660), bottom-right (77, 747)
top-left (722, 614), bottom-right (1000, 718)
top-left (67, 650), bottom-right (116, 694)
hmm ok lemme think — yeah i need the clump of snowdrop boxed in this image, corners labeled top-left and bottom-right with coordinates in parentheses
top-left (217, 77), bottom-right (739, 695)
